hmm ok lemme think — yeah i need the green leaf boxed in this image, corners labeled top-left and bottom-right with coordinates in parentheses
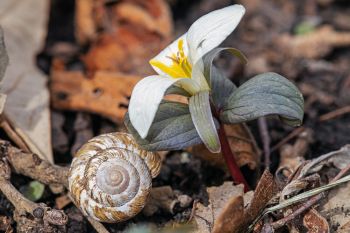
top-left (210, 66), bottom-right (236, 109)
top-left (125, 101), bottom-right (201, 151)
top-left (203, 47), bottom-right (247, 85)
top-left (22, 181), bottom-right (45, 202)
top-left (221, 72), bottom-right (304, 126)
top-left (294, 21), bottom-right (316, 35)
top-left (189, 91), bottom-right (220, 153)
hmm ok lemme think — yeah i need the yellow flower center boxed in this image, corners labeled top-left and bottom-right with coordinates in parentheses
top-left (150, 39), bottom-right (192, 79)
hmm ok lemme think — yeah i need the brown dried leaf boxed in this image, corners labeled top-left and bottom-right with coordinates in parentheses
top-left (55, 195), bottom-right (71, 210)
top-left (303, 209), bottom-right (330, 233)
top-left (81, 0), bottom-right (173, 75)
top-left (277, 26), bottom-right (350, 59)
top-left (212, 196), bottom-right (244, 233)
top-left (320, 181), bottom-right (350, 231)
top-left (193, 182), bottom-right (245, 233)
top-left (50, 70), bottom-right (141, 123)
top-left (189, 124), bottom-right (260, 170)
top-left (337, 221), bottom-right (350, 233)
top-left (75, 0), bottom-right (104, 44)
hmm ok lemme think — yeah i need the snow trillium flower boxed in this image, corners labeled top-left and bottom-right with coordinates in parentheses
top-left (128, 5), bottom-right (246, 153)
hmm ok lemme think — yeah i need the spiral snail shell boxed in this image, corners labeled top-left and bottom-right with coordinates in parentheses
top-left (68, 132), bottom-right (161, 223)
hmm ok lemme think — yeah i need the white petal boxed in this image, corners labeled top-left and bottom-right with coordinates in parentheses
top-left (150, 34), bottom-right (189, 76)
top-left (129, 75), bottom-right (196, 139)
top-left (187, 5), bottom-right (245, 65)
top-left (191, 58), bottom-right (210, 91)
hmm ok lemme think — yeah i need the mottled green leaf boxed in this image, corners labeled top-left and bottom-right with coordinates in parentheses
top-left (189, 91), bottom-right (220, 153)
top-left (210, 66), bottom-right (236, 109)
top-left (221, 72), bottom-right (304, 126)
top-left (125, 101), bottom-right (201, 151)
top-left (203, 47), bottom-right (247, 85)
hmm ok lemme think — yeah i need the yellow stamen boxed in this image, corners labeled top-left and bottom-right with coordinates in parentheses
top-left (150, 39), bottom-right (192, 79)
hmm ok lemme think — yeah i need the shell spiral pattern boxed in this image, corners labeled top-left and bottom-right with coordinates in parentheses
top-left (68, 132), bottom-right (161, 223)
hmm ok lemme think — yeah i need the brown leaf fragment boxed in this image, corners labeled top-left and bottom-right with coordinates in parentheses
top-left (50, 70), bottom-right (142, 123)
top-left (246, 170), bottom-right (278, 219)
top-left (303, 209), bottom-right (330, 233)
top-left (337, 221), bottom-right (350, 233)
top-left (75, 0), bottom-right (104, 44)
top-left (277, 25), bottom-right (350, 59)
top-left (81, 0), bottom-right (173, 75)
top-left (212, 196), bottom-right (244, 233)
top-left (55, 195), bottom-right (72, 210)
top-left (233, 170), bottom-right (279, 232)
top-left (193, 182), bottom-right (245, 233)
top-left (189, 124), bottom-right (260, 170)
top-left (320, 181), bottom-right (350, 231)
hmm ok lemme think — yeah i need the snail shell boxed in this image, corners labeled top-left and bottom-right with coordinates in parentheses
top-left (68, 132), bottom-right (161, 223)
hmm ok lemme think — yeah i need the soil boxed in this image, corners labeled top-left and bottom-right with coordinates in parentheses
top-left (2, 0), bottom-right (350, 232)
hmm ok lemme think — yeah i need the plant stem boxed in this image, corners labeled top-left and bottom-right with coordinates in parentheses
top-left (218, 123), bottom-right (250, 192)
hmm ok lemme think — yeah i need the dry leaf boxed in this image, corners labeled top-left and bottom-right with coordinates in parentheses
top-left (75, 0), bottom-right (104, 44)
top-left (55, 195), bottom-right (72, 210)
top-left (50, 70), bottom-right (142, 123)
top-left (337, 221), bottom-right (350, 233)
top-left (0, 27), bottom-right (8, 114)
top-left (303, 209), bottom-right (330, 233)
top-left (320, 181), bottom-right (350, 231)
top-left (277, 26), bottom-right (350, 59)
top-left (189, 124), bottom-right (260, 170)
top-left (212, 196), bottom-right (244, 233)
top-left (0, 0), bottom-right (53, 162)
top-left (242, 170), bottom-right (278, 227)
top-left (81, 0), bottom-right (173, 75)
top-left (193, 182), bottom-right (245, 233)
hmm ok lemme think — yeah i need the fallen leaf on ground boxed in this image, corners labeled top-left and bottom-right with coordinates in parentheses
top-left (0, 0), bottom-right (53, 163)
top-left (80, 0), bottom-right (173, 75)
top-left (55, 195), bottom-right (71, 210)
top-left (321, 181), bottom-right (350, 231)
top-left (277, 25), bottom-right (350, 59)
top-left (50, 70), bottom-right (141, 123)
top-left (189, 124), bottom-right (260, 170)
top-left (193, 182), bottom-right (245, 233)
top-left (303, 209), bottom-right (330, 233)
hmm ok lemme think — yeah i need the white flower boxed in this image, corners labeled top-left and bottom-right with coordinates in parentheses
top-left (129, 5), bottom-right (245, 143)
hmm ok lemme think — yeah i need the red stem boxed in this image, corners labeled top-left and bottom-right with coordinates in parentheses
top-left (218, 124), bottom-right (250, 192)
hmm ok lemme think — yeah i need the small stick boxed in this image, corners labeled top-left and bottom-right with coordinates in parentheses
top-left (270, 161), bottom-right (350, 230)
top-left (0, 140), bottom-right (110, 233)
top-left (271, 127), bottom-right (305, 153)
top-left (319, 105), bottom-right (350, 122)
top-left (258, 117), bottom-right (271, 168)
top-left (0, 118), bottom-right (30, 152)
top-left (0, 158), bottom-right (68, 225)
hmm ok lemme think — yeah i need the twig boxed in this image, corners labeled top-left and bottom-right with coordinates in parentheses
top-left (0, 158), bottom-right (68, 226)
top-left (271, 127), bottom-right (305, 153)
top-left (0, 139), bottom-right (110, 233)
top-left (0, 117), bottom-right (30, 152)
top-left (258, 117), bottom-right (271, 168)
top-left (319, 105), bottom-right (350, 121)
top-left (247, 174), bottom-right (350, 232)
top-left (218, 123), bottom-right (250, 192)
top-left (270, 160), bottom-right (350, 230)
